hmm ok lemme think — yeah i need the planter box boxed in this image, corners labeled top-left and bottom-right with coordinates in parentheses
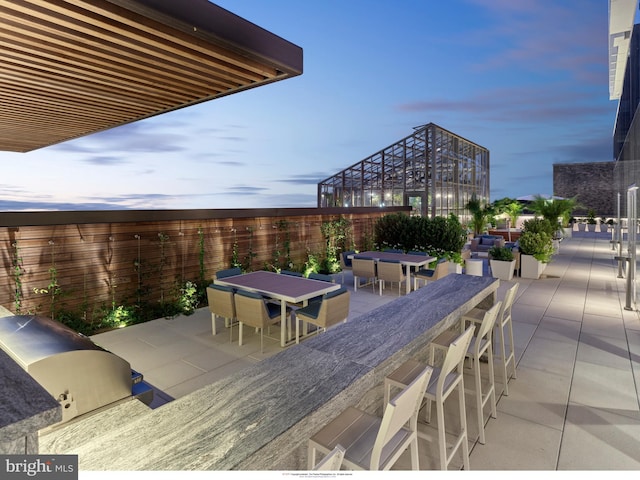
top-left (490, 259), bottom-right (516, 281)
top-left (449, 262), bottom-right (463, 274)
top-left (521, 254), bottom-right (546, 279)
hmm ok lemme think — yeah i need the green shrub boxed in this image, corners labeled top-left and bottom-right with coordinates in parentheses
top-left (374, 213), bottom-right (466, 255)
top-left (522, 217), bottom-right (555, 238)
top-left (519, 231), bottom-right (553, 263)
top-left (489, 246), bottom-right (514, 262)
top-left (374, 213), bottom-right (412, 250)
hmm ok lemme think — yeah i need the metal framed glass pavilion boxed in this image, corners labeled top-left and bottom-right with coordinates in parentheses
top-left (317, 123), bottom-right (490, 218)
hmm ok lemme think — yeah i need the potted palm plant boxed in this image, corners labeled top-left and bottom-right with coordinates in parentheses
top-left (466, 193), bottom-right (493, 237)
top-left (530, 195), bottom-right (578, 241)
top-left (488, 245), bottom-right (516, 281)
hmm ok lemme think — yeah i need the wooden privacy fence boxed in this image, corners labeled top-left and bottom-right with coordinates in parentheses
top-left (0, 207), bottom-right (406, 325)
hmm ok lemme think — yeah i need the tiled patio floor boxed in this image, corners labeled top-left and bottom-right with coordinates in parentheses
top-left (91, 231), bottom-right (640, 470)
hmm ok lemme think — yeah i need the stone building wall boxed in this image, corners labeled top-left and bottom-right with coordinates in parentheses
top-left (553, 161), bottom-right (616, 217)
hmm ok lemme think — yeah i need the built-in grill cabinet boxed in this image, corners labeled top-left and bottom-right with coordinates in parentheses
top-left (0, 315), bottom-right (152, 423)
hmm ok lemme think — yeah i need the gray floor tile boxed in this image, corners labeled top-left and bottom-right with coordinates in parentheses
top-left (495, 365), bottom-right (571, 430)
top-left (536, 315), bottom-right (581, 344)
top-left (544, 301), bottom-right (584, 321)
top-left (517, 336), bottom-right (578, 378)
top-left (558, 403), bottom-right (640, 470)
top-left (581, 312), bottom-right (627, 339)
top-left (570, 359), bottom-right (638, 410)
top-left (576, 334), bottom-right (635, 369)
top-left (512, 302), bottom-right (547, 325)
top-left (143, 360), bottom-right (207, 391)
top-left (469, 412), bottom-right (562, 470)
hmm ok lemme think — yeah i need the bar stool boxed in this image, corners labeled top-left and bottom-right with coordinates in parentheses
top-left (430, 301), bottom-right (501, 445)
top-left (312, 444), bottom-right (345, 471)
top-left (309, 366), bottom-right (433, 471)
top-left (462, 283), bottom-right (519, 395)
top-left (383, 326), bottom-right (474, 470)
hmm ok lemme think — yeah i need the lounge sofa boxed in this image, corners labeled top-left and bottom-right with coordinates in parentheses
top-left (470, 235), bottom-right (505, 254)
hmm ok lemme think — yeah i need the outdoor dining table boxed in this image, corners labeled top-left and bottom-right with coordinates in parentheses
top-left (349, 251), bottom-right (436, 294)
top-left (214, 270), bottom-right (340, 347)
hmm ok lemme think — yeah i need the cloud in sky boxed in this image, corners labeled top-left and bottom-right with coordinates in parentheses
top-left (0, 0), bottom-right (619, 211)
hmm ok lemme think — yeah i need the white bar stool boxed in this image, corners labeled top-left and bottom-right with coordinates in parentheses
top-left (383, 327), bottom-right (474, 470)
top-left (462, 283), bottom-right (519, 395)
top-left (430, 301), bottom-right (501, 444)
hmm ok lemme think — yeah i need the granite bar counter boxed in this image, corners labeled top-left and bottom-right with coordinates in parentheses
top-left (0, 349), bottom-right (61, 454)
top-left (49, 274), bottom-right (498, 470)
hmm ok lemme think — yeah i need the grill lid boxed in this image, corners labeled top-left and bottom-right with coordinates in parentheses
top-left (0, 315), bottom-right (102, 369)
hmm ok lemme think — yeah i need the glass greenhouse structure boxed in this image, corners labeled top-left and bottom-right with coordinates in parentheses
top-left (317, 123), bottom-right (490, 218)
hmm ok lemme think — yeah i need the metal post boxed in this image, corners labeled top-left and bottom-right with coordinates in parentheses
top-left (618, 192), bottom-right (624, 277)
top-left (625, 185), bottom-right (638, 311)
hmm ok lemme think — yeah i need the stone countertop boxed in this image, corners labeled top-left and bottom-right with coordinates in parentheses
top-left (0, 349), bottom-right (61, 451)
top-left (64, 274), bottom-right (497, 470)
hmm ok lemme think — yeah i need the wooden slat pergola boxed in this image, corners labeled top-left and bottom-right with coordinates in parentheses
top-left (0, 0), bottom-right (303, 152)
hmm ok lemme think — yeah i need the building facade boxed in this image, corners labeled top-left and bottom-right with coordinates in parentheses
top-left (611, 6), bottom-right (640, 214)
top-left (553, 162), bottom-right (616, 217)
top-left (317, 123), bottom-right (490, 219)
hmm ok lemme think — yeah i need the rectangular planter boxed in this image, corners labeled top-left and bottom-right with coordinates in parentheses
top-left (449, 262), bottom-right (463, 274)
top-left (490, 259), bottom-right (516, 281)
top-left (521, 254), bottom-right (546, 279)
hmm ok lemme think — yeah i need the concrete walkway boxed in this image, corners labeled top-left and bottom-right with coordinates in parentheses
top-left (90, 232), bottom-right (640, 470)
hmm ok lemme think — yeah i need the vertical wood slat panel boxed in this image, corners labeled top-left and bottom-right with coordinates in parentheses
top-left (0, 211), bottom-right (388, 323)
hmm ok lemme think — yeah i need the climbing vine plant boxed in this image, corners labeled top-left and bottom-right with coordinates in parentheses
top-left (320, 216), bottom-right (353, 273)
top-left (11, 241), bottom-right (24, 313)
top-left (33, 240), bottom-right (62, 319)
top-left (243, 226), bottom-right (257, 272)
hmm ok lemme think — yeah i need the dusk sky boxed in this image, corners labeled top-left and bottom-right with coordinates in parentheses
top-left (0, 0), bottom-right (623, 211)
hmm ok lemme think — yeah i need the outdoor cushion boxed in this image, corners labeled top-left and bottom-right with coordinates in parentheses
top-left (342, 251), bottom-right (355, 267)
top-left (235, 289), bottom-right (264, 299)
top-left (296, 301), bottom-right (322, 319)
top-left (208, 283), bottom-right (234, 293)
top-left (216, 267), bottom-right (242, 279)
top-left (324, 286), bottom-right (348, 300)
top-left (309, 273), bottom-right (333, 282)
top-left (416, 269), bottom-right (436, 278)
top-left (280, 270), bottom-right (303, 276)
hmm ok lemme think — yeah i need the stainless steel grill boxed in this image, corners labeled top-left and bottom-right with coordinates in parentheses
top-left (0, 315), bottom-right (152, 423)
